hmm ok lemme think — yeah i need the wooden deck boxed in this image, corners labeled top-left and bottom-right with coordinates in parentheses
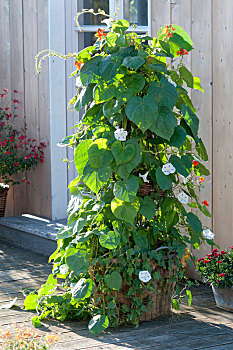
top-left (1, 240), bottom-right (233, 350)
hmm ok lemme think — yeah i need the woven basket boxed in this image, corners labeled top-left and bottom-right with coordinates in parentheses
top-left (115, 258), bottom-right (177, 322)
top-left (91, 257), bottom-right (177, 323)
top-left (138, 180), bottom-right (165, 198)
top-left (0, 187), bottom-right (9, 217)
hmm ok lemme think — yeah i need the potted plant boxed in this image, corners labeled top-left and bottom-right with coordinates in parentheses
top-left (196, 246), bottom-right (233, 311)
top-left (0, 89), bottom-right (46, 216)
top-left (27, 10), bottom-right (214, 335)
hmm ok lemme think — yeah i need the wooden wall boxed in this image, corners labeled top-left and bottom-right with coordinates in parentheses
top-left (151, 0), bottom-right (233, 251)
top-left (1, 0), bottom-right (233, 248)
top-left (0, 0), bottom-right (52, 218)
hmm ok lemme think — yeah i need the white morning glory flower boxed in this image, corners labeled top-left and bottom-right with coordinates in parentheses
top-left (178, 192), bottom-right (189, 204)
top-left (168, 76), bottom-right (177, 87)
top-left (114, 128), bottom-right (128, 141)
top-left (202, 229), bottom-right (215, 240)
top-left (139, 172), bottom-right (149, 183)
top-left (60, 264), bottom-right (68, 275)
top-left (101, 18), bottom-right (112, 28)
top-left (162, 163), bottom-right (176, 175)
top-left (139, 271), bottom-right (151, 283)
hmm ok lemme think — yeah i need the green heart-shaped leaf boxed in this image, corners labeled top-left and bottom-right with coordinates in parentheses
top-left (111, 141), bottom-right (136, 165)
top-left (105, 271), bottom-right (122, 291)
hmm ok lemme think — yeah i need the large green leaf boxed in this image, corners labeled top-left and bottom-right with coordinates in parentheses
top-left (82, 103), bottom-right (104, 125)
top-left (181, 104), bottom-right (199, 143)
top-left (122, 73), bottom-right (145, 94)
top-left (112, 19), bottom-right (129, 33)
top-left (195, 139), bottom-right (208, 161)
top-left (103, 98), bottom-right (121, 118)
top-left (98, 56), bottom-right (121, 82)
top-left (148, 63), bottom-right (168, 73)
top-left (105, 271), bottom-right (122, 291)
top-left (186, 212), bottom-right (202, 235)
top-left (169, 125), bottom-right (187, 148)
top-left (66, 249), bottom-right (90, 275)
top-left (88, 138), bottom-right (112, 169)
top-left (156, 167), bottom-right (173, 191)
top-left (82, 162), bottom-right (111, 193)
top-left (150, 107), bottom-right (177, 140)
top-left (122, 56), bottom-right (145, 70)
top-left (94, 83), bottom-right (116, 103)
top-left (179, 66), bottom-right (204, 93)
top-left (88, 315), bottom-right (109, 336)
top-left (72, 278), bottom-right (95, 300)
top-left (148, 77), bottom-right (178, 108)
top-left (111, 141), bottom-right (136, 165)
top-left (125, 95), bottom-right (158, 133)
top-left (75, 84), bottom-right (95, 112)
top-left (106, 32), bottom-right (118, 46)
top-left (112, 140), bottom-right (142, 178)
top-left (74, 140), bottom-right (93, 176)
top-left (169, 155), bottom-right (192, 177)
top-left (170, 33), bottom-right (193, 52)
top-left (113, 175), bottom-right (139, 203)
top-left (80, 56), bottom-right (102, 85)
top-left (179, 66), bottom-right (193, 87)
top-left (38, 274), bottom-right (57, 298)
top-left (139, 196), bottom-right (155, 220)
top-left (111, 197), bottom-right (140, 225)
top-left (99, 230), bottom-right (120, 249)
top-left (24, 294), bottom-right (37, 310)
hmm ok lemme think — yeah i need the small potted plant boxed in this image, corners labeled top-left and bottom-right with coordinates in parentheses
top-left (29, 10), bottom-right (214, 335)
top-left (196, 246), bottom-right (233, 311)
top-left (0, 89), bottom-right (46, 216)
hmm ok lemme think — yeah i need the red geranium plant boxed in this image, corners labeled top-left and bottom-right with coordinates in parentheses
top-left (196, 247), bottom-right (233, 288)
top-left (0, 89), bottom-right (46, 186)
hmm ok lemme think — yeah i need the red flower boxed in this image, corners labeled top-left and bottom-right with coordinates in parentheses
top-left (95, 28), bottom-right (107, 41)
top-left (220, 251), bottom-right (227, 255)
top-left (3, 88), bottom-right (8, 92)
top-left (192, 160), bottom-right (199, 166)
top-left (204, 259), bottom-right (210, 264)
top-left (14, 90), bottom-right (18, 93)
top-left (13, 99), bottom-right (19, 104)
top-left (202, 200), bottom-right (209, 207)
top-left (196, 258), bottom-right (204, 262)
top-left (217, 261), bottom-right (222, 264)
top-left (162, 25), bottom-right (176, 38)
top-left (213, 248), bottom-right (218, 253)
top-left (216, 279), bottom-right (220, 283)
top-left (23, 179), bottom-right (27, 183)
top-left (219, 273), bottom-right (226, 277)
top-left (230, 246), bottom-right (233, 249)
top-left (1, 122), bottom-right (5, 127)
top-left (177, 48), bottom-right (189, 56)
top-left (5, 107), bottom-right (9, 111)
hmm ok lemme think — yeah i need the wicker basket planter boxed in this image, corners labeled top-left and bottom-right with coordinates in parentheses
top-left (116, 258), bottom-right (176, 322)
top-left (0, 186), bottom-right (9, 217)
top-left (91, 256), bottom-right (177, 323)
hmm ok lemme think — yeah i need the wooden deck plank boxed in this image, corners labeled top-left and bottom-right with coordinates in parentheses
top-left (1, 242), bottom-right (233, 349)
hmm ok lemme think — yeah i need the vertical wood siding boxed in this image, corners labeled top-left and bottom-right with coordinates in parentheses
top-left (0, 0), bottom-right (233, 248)
top-left (0, 0), bottom-right (52, 218)
top-left (150, 0), bottom-right (233, 250)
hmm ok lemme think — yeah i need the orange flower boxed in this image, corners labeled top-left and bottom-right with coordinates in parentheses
top-left (192, 160), bottom-right (199, 166)
top-left (202, 200), bottom-right (209, 207)
top-left (95, 28), bottom-right (107, 40)
top-left (75, 61), bottom-right (82, 70)
top-left (177, 48), bottom-right (189, 56)
top-left (162, 25), bottom-right (175, 38)
top-left (199, 177), bottom-right (204, 184)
